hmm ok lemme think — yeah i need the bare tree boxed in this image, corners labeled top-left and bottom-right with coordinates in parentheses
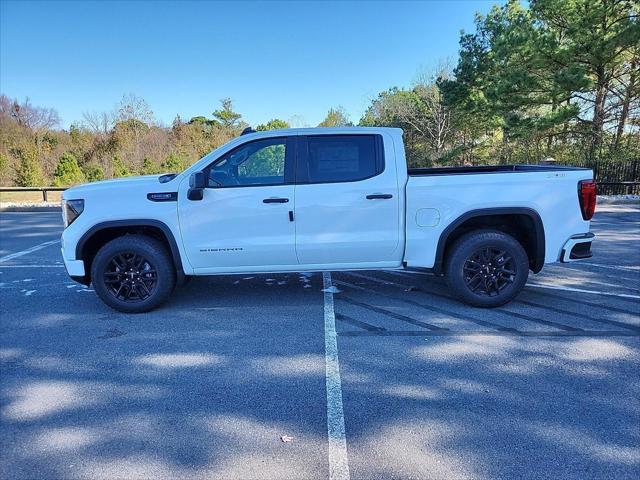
top-left (82, 110), bottom-right (113, 136)
top-left (380, 64), bottom-right (453, 156)
top-left (114, 93), bottom-right (155, 125)
top-left (287, 114), bottom-right (309, 128)
top-left (1, 96), bottom-right (60, 131)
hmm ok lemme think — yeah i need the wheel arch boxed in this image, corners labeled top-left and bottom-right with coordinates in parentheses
top-left (433, 207), bottom-right (545, 274)
top-left (75, 219), bottom-right (185, 285)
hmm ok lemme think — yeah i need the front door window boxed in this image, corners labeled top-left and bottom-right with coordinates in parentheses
top-left (208, 138), bottom-right (286, 187)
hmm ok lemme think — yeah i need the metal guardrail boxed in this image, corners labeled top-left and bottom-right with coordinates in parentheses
top-left (0, 187), bottom-right (66, 202)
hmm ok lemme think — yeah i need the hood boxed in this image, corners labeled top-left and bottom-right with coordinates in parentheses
top-left (62, 174), bottom-right (180, 199)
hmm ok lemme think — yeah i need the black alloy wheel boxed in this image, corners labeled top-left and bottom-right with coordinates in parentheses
top-left (463, 247), bottom-right (516, 297)
top-left (444, 229), bottom-right (529, 308)
top-left (103, 252), bottom-right (158, 302)
top-left (91, 235), bottom-right (175, 313)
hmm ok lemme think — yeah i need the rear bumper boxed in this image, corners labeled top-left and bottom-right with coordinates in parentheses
top-left (560, 233), bottom-right (595, 262)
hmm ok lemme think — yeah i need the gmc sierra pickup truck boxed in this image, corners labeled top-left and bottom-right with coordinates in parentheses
top-left (61, 127), bottom-right (596, 313)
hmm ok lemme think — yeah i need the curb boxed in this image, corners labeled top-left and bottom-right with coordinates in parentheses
top-left (597, 198), bottom-right (640, 205)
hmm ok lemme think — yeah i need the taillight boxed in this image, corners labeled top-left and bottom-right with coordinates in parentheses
top-left (578, 180), bottom-right (596, 220)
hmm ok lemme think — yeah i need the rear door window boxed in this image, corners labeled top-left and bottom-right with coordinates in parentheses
top-left (298, 135), bottom-right (384, 183)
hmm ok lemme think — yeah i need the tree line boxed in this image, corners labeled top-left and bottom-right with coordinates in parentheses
top-left (0, 0), bottom-right (637, 187)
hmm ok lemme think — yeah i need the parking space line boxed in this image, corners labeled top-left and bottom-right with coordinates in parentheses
top-left (0, 239), bottom-right (60, 263)
top-left (527, 282), bottom-right (640, 300)
top-left (578, 262), bottom-right (640, 272)
top-left (538, 275), bottom-right (640, 292)
top-left (323, 272), bottom-right (350, 480)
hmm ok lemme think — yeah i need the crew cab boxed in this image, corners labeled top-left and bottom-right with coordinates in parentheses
top-left (61, 127), bottom-right (596, 313)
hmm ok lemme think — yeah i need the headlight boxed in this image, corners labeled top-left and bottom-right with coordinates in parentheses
top-left (62, 199), bottom-right (84, 227)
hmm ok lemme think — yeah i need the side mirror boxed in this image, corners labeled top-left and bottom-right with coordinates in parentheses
top-left (188, 172), bottom-right (206, 201)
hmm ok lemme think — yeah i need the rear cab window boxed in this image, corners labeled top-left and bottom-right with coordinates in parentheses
top-left (297, 134), bottom-right (384, 183)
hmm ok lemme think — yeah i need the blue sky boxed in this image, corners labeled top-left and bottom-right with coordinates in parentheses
top-left (1, 0), bottom-right (497, 128)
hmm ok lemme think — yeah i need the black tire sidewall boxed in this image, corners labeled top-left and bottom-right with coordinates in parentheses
top-left (91, 235), bottom-right (175, 313)
top-left (445, 230), bottom-right (529, 307)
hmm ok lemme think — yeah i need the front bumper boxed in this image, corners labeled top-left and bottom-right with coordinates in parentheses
top-left (560, 233), bottom-right (595, 262)
top-left (61, 247), bottom-right (88, 285)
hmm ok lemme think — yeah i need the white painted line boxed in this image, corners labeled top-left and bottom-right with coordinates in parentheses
top-left (527, 283), bottom-right (640, 299)
top-left (0, 240), bottom-right (60, 263)
top-left (0, 264), bottom-right (64, 268)
top-left (555, 264), bottom-right (639, 283)
top-left (323, 272), bottom-right (350, 480)
top-left (541, 275), bottom-right (640, 291)
top-left (388, 269), bottom-right (431, 276)
top-left (578, 262), bottom-right (640, 272)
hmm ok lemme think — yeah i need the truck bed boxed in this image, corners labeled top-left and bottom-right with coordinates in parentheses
top-left (403, 165), bottom-right (593, 270)
top-left (408, 164), bottom-right (590, 176)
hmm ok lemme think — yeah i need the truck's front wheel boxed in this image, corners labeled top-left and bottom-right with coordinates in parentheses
top-left (91, 235), bottom-right (175, 313)
top-left (444, 230), bottom-right (529, 308)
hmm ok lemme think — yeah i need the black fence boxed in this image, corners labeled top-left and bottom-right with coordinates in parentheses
top-left (559, 158), bottom-right (639, 195)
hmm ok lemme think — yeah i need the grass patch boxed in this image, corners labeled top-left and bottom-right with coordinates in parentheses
top-left (0, 191), bottom-right (63, 204)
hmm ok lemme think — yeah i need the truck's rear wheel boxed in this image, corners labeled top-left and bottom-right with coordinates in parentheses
top-left (91, 235), bottom-right (175, 313)
top-left (444, 230), bottom-right (529, 307)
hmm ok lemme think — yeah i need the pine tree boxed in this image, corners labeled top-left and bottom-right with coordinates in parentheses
top-left (15, 149), bottom-right (45, 187)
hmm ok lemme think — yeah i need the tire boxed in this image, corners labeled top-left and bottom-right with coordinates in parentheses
top-left (91, 235), bottom-right (175, 313)
top-left (444, 229), bottom-right (529, 308)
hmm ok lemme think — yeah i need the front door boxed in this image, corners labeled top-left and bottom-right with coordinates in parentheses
top-left (178, 136), bottom-right (298, 271)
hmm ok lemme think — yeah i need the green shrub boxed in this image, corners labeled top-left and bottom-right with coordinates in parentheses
top-left (82, 164), bottom-right (105, 183)
top-left (112, 155), bottom-right (133, 177)
top-left (53, 152), bottom-right (86, 186)
top-left (161, 153), bottom-right (185, 172)
top-left (141, 157), bottom-right (161, 175)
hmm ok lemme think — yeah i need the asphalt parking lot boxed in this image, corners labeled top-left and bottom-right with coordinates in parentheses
top-left (1, 205), bottom-right (639, 479)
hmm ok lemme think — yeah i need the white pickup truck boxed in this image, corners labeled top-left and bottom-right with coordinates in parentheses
top-left (61, 127), bottom-right (596, 312)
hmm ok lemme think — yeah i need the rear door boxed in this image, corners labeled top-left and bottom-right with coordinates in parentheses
top-left (293, 133), bottom-right (402, 266)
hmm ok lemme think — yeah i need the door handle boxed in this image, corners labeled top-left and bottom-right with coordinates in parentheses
top-left (366, 194), bottom-right (393, 200)
top-left (263, 197), bottom-right (289, 203)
